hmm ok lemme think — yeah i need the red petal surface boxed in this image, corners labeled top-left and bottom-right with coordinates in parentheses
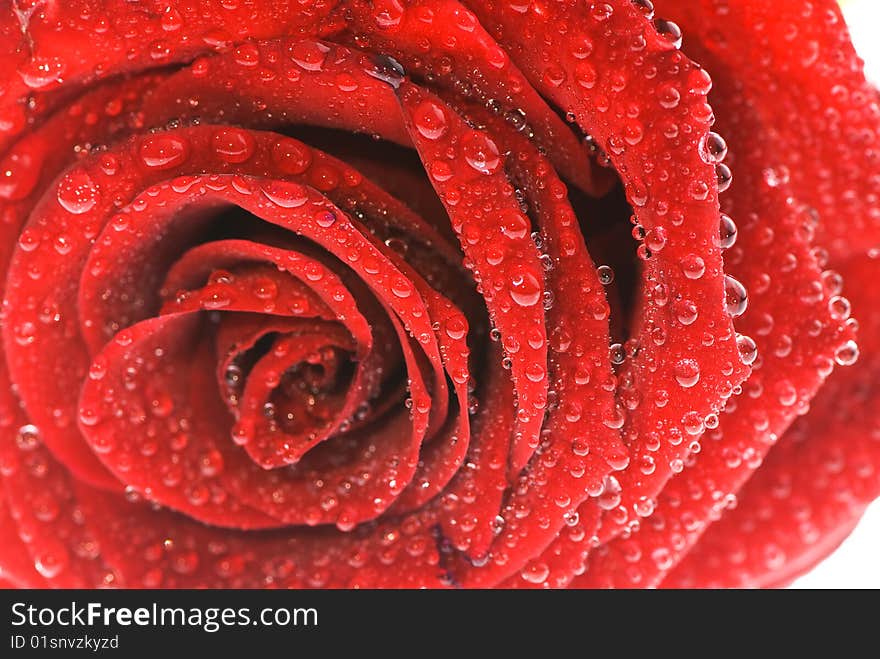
top-left (655, 0), bottom-right (880, 261)
top-left (575, 8), bottom-right (860, 585)
top-left (461, 0), bottom-right (749, 541)
top-left (664, 251), bottom-right (879, 588)
top-left (0, 0), bottom-right (877, 589)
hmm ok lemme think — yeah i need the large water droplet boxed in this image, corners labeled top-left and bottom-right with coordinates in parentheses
top-left (18, 56), bottom-right (65, 89)
top-left (834, 339), bottom-right (859, 366)
top-left (700, 132), bottom-right (728, 164)
top-left (654, 18), bottom-right (682, 48)
top-left (365, 54), bottom-right (406, 88)
top-left (140, 134), bottom-right (190, 170)
top-left (289, 40), bottom-right (330, 71)
top-left (680, 254), bottom-right (706, 279)
top-left (674, 359), bottom-right (701, 388)
top-left (597, 265), bottom-right (614, 285)
top-left (260, 180), bottom-right (309, 208)
top-left (509, 268), bottom-right (542, 307)
top-left (716, 163), bottom-right (732, 193)
top-left (412, 99), bottom-right (448, 140)
top-left (272, 138), bottom-right (313, 175)
top-left (0, 148), bottom-right (42, 200)
top-left (461, 131), bottom-right (501, 175)
top-left (520, 561), bottom-right (550, 584)
top-left (212, 127), bottom-right (255, 163)
top-left (827, 295), bottom-right (851, 321)
top-left (718, 213), bottom-right (738, 249)
top-left (34, 546), bottom-right (68, 579)
top-left (724, 274), bottom-right (748, 317)
top-left (444, 316), bottom-right (467, 340)
top-left (736, 333), bottom-right (758, 366)
top-left (57, 169), bottom-right (99, 214)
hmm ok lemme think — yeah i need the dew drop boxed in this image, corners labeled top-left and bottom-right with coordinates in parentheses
top-left (18, 56), bottom-right (65, 89)
top-left (674, 359), bottom-right (701, 388)
top-left (634, 496), bottom-right (655, 518)
top-left (412, 99), bottom-right (448, 140)
top-left (673, 298), bottom-right (699, 325)
top-left (289, 40), bottom-right (329, 72)
top-left (632, 0), bottom-right (655, 19)
top-left (574, 61), bottom-right (597, 89)
top-left (525, 362), bottom-right (546, 383)
top-left (391, 277), bottom-right (412, 299)
top-left (314, 209), bottom-right (337, 228)
top-left (834, 339), bottom-right (859, 366)
top-left (680, 254), bottom-right (706, 280)
top-left (211, 127), bottom-right (255, 163)
top-left (718, 213), bottom-right (738, 249)
top-left (682, 410), bottom-right (705, 435)
top-left (0, 148), bottom-right (42, 201)
top-left (56, 169), bottom-right (99, 214)
top-left (654, 18), bottom-right (682, 48)
top-left (763, 165), bottom-right (790, 188)
top-left (501, 210), bottom-right (529, 240)
top-left (461, 131), bottom-right (501, 175)
top-left (160, 7), bottom-right (184, 31)
top-left (828, 295), bottom-right (851, 321)
top-left (700, 132), bottom-right (728, 164)
top-left (365, 54), bottom-right (406, 87)
top-left (715, 163), bottom-right (733, 193)
top-left (34, 547), bottom-right (68, 579)
top-left (373, 0), bottom-right (405, 29)
top-left (509, 268), bottom-right (542, 307)
top-left (16, 424), bottom-right (41, 451)
top-left (724, 274), bottom-right (749, 317)
top-left (736, 333), bottom-right (758, 366)
top-left (260, 180), bottom-right (308, 208)
top-left (572, 437), bottom-right (591, 456)
top-left (444, 316), bottom-right (467, 340)
top-left (597, 475), bottom-right (622, 510)
top-left (140, 134), bottom-right (190, 170)
top-left (688, 180), bottom-right (710, 201)
top-left (520, 561), bottom-right (550, 584)
top-left (271, 138), bottom-right (313, 174)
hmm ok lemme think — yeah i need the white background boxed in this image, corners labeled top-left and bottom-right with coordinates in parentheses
top-left (789, 0), bottom-right (880, 589)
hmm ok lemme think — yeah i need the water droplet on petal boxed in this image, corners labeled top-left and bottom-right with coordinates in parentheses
top-left (57, 169), bottom-right (99, 214)
top-left (34, 546), bottom-right (68, 579)
top-left (700, 132), bottom-right (728, 164)
top-left (718, 213), bottom-right (738, 249)
top-left (444, 316), bottom-right (467, 340)
top-left (212, 127), bottom-right (255, 163)
top-left (412, 99), bottom-right (448, 140)
top-left (680, 254), bottom-right (706, 279)
top-left (736, 334), bottom-right (758, 366)
top-left (724, 274), bottom-right (749, 317)
top-left (260, 180), bottom-right (308, 208)
top-left (0, 148), bottom-right (42, 200)
top-left (828, 295), bottom-right (851, 321)
top-left (654, 18), bottom-right (682, 48)
top-left (140, 134), bottom-right (190, 170)
top-left (18, 56), bottom-right (65, 89)
top-left (461, 131), bottom-right (501, 175)
top-left (597, 265), bottom-right (614, 285)
top-left (289, 40), bottom-right (329, 71)
top-left (509, 268), bottom-right (542, 307)
top-left (520, 561), bottom-right (550, 584)
top-left (674, 359), bottom-right (701, 388)
top-left (834, 339), bottom-right (859, 366)
top-left (271, 138), bottom-right (313, 174)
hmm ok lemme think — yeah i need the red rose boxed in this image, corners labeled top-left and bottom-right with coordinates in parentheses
top-left (0, 0), bottom-right (876, 589)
